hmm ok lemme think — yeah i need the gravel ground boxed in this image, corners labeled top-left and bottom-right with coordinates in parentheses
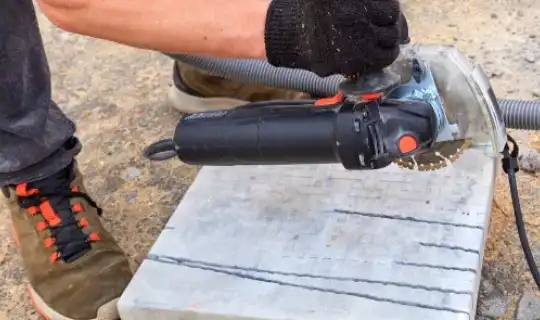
top-left (1, 1), bottom-right (540, 319)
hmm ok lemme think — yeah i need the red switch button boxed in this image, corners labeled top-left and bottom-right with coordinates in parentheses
top-left (398, 135), bottom-right (418, 154)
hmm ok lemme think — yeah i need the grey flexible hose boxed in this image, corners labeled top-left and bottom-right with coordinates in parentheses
top-left (166, 53), bottom-right (344, 97)
top-left (167, 54), bottom-right (540, 131)
top-left (499, 100), bottom-right (540, 131)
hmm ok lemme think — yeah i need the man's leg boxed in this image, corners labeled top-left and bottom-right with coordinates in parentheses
top-left (0, 1), bottom-right (79, 185)
top-left (1, 1), bottom-right (132, 319)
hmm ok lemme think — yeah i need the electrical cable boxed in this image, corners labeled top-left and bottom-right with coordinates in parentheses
top-left (143, 139), bottom-right (176, 161)
top-left (502, 134), bottom-right (540, 291)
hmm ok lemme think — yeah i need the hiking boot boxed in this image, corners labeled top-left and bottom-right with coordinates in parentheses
top-left (2, 160), bottom-right (133, 320)
top-left (166, 61), bottom-right (311, 113)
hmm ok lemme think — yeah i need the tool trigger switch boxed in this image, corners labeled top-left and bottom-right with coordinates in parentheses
top-left (397, 134), bottom-right (418, 154)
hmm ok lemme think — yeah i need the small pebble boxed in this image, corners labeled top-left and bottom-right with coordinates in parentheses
top-left (125, 167), bottom-right (141, 180)
top-left (481, 279), bottom-right (495, 296)
top-left (491, 70), bottom-right (505, 78)
top-left (524, 52), bottom-right (536, 63)
top-left (518, 151), bottom-right (540, 173)
top-left (125, 191), bottom-right (138, 204)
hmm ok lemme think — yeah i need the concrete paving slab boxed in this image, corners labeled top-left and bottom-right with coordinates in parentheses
top-left (118, 147), bottom-right (497, 320)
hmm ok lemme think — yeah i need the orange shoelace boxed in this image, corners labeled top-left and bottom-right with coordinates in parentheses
top-left (14, 166), bottom-right (103, 263)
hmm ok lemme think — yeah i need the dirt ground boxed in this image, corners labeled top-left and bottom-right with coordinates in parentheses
top-left (0, 1), bottom-right (539, 319)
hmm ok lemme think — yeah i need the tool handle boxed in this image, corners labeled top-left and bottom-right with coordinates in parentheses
top-left (146, 98), bottom-right (438, 170)
top-left (173, 103), bottom-right (341, 165)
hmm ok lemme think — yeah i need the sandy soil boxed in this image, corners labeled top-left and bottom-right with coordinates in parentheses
top-left (0, 1), bottom-right (539, 319)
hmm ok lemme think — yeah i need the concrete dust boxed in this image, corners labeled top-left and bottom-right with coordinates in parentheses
top-left (0, 0), bottom-right (539, 319)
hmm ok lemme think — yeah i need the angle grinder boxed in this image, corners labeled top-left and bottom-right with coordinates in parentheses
top-left (144, 44), bottom-right (508, 171)
top-left (144, 67), bottom-right (443, 170)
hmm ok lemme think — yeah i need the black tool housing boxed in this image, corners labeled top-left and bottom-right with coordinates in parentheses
top-left (158, 97), bottom-right (438, 170)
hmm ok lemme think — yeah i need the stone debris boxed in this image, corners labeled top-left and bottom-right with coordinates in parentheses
top-left (518, 151), bottom-right (540, 174)
top-left (477, 279), bottom-right (509, 318)
top-left (516, 292), bottom-right (540, 320)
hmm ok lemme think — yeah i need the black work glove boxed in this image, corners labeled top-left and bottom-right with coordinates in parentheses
top-left (264, 0), bottom-right (406, 78)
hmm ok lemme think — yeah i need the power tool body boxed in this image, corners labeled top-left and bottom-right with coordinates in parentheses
top-left (145, 44), bottom-right (506, 171)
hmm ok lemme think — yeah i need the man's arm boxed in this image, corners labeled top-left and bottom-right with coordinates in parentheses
top-left (37, 0), bottom-right (403, 78)
top-left (36, 0), bottom-right (268, 59)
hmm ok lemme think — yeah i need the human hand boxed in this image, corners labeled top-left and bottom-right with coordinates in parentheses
top-left (264, 0), bottom-right (407, 78)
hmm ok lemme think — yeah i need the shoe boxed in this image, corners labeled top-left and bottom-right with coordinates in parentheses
top-left (166, 61), bottom-right (311, 113)
top-left (2, 161), bottom-right (133, 320)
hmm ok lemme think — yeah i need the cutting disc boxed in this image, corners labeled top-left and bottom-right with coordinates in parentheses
top-left (393, 139), bottom-right (472, 171)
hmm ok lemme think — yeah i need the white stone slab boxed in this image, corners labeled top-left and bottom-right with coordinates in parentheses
top-left (118, 147), bottom-right (497, 320)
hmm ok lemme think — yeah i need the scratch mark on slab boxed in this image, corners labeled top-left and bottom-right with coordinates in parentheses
top-left (334, 209), bottom-right (483, 230)
top-left (395, 261), bottom-right (477, 273)
top-left (147, 254), bottom-right (469, 315)
top-left (419, 242), bottom-right (480, 255)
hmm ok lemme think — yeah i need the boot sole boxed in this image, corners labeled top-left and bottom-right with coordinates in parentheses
top-left (166, 84), bottom-right (248, 114)
top-left (28, 285), bottom-right (120, 320)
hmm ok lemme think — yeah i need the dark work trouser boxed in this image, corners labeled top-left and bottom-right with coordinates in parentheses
top-left (0, 0), bottom-right (80, 186)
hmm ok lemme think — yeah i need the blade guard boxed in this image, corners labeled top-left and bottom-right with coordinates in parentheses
top-left (385, 44), bottom-right (507, 155)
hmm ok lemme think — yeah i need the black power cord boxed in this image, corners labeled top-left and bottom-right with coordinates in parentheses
top-left (502, 134), bottom-right (540, 290)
